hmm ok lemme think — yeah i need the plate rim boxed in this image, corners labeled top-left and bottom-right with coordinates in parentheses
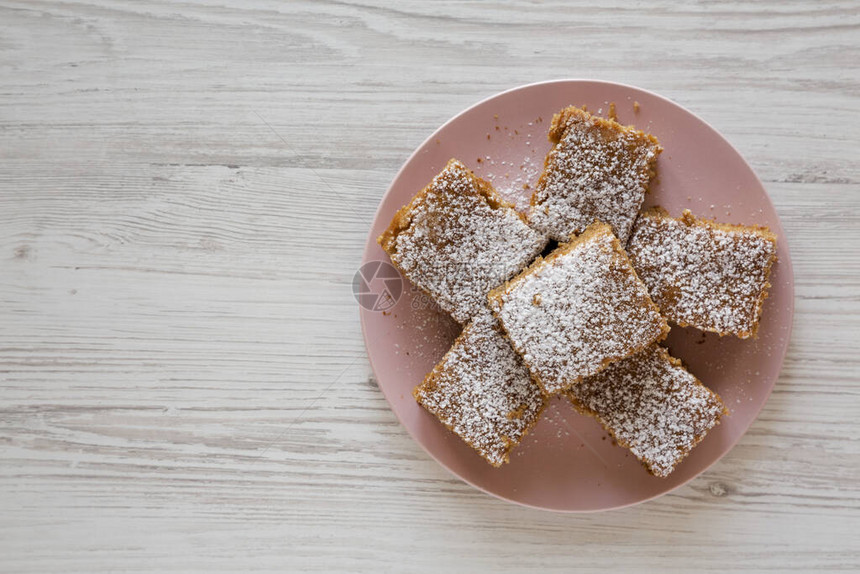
top-left (359, 78), bottom-right (795, 513)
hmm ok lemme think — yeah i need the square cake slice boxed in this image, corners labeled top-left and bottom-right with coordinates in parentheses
top-left (628, 208), bottom-right (778, 338)
top-left (565, 345), bottom-right (728, 478)
top-left (488, 222), bottom-right (669, 395)
top-left (378, 158), bottom-right (547, 324)
top-left (528, 106), bottom-right (661, 244)
top-left (413, 310), bottom-right (547, 467)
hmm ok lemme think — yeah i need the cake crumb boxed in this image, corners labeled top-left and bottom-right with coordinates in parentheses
top-left (608, 102), bottom-right (617, 121)
top-left (633, 101), bottom-right (640, 112)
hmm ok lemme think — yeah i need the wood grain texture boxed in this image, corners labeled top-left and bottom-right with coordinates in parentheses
top-left (1, 0), bottom-right (859, 571)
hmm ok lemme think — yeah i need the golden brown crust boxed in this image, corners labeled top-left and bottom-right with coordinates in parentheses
top-left (547, 106), bottom-right (659, 150)
top-left (377, 195), bottom-right (420, 255)
top-left (640, 206), bottom-right (778, 243)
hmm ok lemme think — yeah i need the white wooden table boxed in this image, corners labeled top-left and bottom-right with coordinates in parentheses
top-left (2, 1), bottom-right (859, 572)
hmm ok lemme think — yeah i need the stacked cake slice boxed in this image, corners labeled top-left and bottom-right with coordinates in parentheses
top-left (488, 222), bottom-right (668, 395)
top-left (379, 158), bottom-right (546, 324)
top-left (565, 345), bottom-right (728, 478)
top-left (378, 105), bottom-right (777, 478)
top-left (413, 310), bottom-right (546, 467)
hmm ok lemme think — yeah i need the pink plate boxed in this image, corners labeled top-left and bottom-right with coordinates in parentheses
top-left (359, 80), bottom-right (794, 512)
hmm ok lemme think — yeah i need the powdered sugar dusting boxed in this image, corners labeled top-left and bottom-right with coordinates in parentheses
top-left (414, 310), bottom-right (546, 466)
top-left (485, 152), bottom-right (543, 212)
top-left (529, 106), bottom-right (660, 244)
top-left (489, 223), bottom-right (669, 395)
top-left (628, 208), bottom-right (778, 338)
top-left (380, 159), bottom-right (547, 324)
top-left (566, 345), bottom-right (727, 478)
